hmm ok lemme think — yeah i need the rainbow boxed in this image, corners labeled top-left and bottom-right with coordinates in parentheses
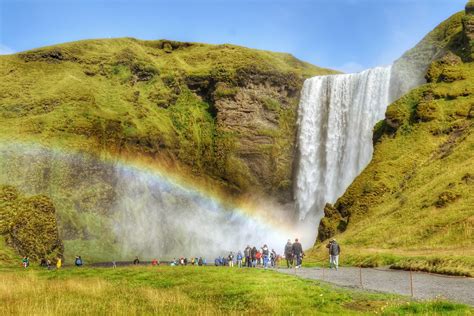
top-left (0, 140), bottom-right (310, 257)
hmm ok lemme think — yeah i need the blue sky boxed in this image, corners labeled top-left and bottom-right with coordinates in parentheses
top-left (0, 0), bottom-right (467, 72)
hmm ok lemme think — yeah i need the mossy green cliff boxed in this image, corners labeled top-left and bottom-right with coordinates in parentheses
top-left (0, 39), bottom-right (335, 201)
top-left (0, 185), bottom-right (63, 262)
top-left (313, 9), bottom-right (474, 276)
top-left (0, 39), bottom-right (335, 262)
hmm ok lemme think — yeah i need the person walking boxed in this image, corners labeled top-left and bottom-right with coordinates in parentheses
top-left (327, 239), bottom-right (341, 270)
top-left (270, 249), bottom-right (277, 268)
top-left (292, 238), bottom-right (304, 268)
top-left (244, 245), bottom-right (251, 268)
top-left (236, 251), bottom-right (243, 268)
top-left (284, 239), bottom-right (293, 268)
top-left (228, 252), bottom-right (234, 267)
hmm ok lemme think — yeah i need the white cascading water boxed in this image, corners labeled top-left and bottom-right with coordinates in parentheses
top-left (295, 66), bottom-right (392, 225)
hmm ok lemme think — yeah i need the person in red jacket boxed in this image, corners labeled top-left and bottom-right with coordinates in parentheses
top-left (256, 251), bottom-right (262, 266)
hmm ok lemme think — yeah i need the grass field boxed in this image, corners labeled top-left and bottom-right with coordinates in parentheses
top-left (0, 265), bottom-right (472, 315)
top-left (304, 247), bottom-right (474, 278)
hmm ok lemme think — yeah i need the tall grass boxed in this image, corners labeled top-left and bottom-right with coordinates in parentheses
top-left (0, 266), bottom-right (471, 315)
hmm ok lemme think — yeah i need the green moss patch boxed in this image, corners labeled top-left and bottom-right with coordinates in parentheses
top-left (0, 185), bottom-right (63, 262)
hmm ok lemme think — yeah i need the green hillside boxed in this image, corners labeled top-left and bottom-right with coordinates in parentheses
top-left (0, 38), bottom-right (335, 200)
top-left (0, 39), bottom-right (335, 263)
top-left (311, 10), bottom-right (474, 276)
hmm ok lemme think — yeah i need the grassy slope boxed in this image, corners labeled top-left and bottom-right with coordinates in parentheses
top-left (311, 12), bottom-right (474, 276)
top-left (0, 39), bottom-right (335, 263)
top-left (0, 237), bottom-right (17, 263)
top-left (0, 38), bottom-right (335, 196)
top-left (0, 266), bottom-right (471, 315)
top-left (0, 38), bottom-right (332, 172)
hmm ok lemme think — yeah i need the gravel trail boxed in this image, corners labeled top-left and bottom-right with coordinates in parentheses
top-left (277, 267), bottom-right (474, 306)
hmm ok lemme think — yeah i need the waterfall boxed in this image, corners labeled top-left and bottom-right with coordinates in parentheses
top-left (295, 66), bottom-right (392, 224)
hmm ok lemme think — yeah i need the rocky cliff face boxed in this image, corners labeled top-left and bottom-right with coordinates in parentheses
top-left (213, 72), bottom-right (303, 201)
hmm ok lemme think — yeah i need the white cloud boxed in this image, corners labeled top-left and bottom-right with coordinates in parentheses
top-left (336, 62), bottom-right (366, 74)
top-left (0, 44), bottom-right (15, 55)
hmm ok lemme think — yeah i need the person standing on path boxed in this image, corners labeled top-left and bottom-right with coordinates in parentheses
top-left (284, 239), bottom-right (293, 268)
top-left (262, 244), bottom-right (270, 268)
top-left (251, 246), bottom-right (258, 267)
top-left (236, 251), bottom-right (243, 268)
top-left (244, 245), bottom-right (251, 268)
top-left (133, 256), bottom-right (140, 265)
top-left (256, 250), bottom-right (262, 267)
top-left (22, 256), bottom-right (29, 268)
top-left (56, 257), bottom-right (62, 270)
top-left (326, 239), bottom-right (341, 270)
top-left (270, 249), bottom-right (277, 268)
top-left (292, 238), bottom-right (304, 268)
top-left (75, 256), bottom-right (83, 267)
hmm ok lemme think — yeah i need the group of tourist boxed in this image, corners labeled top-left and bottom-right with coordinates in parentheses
top-left (214, 245), bottom-right (279, 269)
top-left (212, 238), bottom-right (307, 269)
top-left (283, 238), bottom-right (305, 268)
top-left (35, 257), bottom-right (62, 270)
top-left (170, 257), bottom-right (207, 266)
top-left (127, 256), bottom-right (207, 267)
top-left (20, 238), bottom-right (341, 270)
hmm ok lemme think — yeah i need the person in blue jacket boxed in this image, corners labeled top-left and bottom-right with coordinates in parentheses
top-left (236, 251), bottom-right (243, 268)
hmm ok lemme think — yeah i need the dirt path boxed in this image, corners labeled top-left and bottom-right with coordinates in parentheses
top-left (277, 267), bottom-right (474, 306)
